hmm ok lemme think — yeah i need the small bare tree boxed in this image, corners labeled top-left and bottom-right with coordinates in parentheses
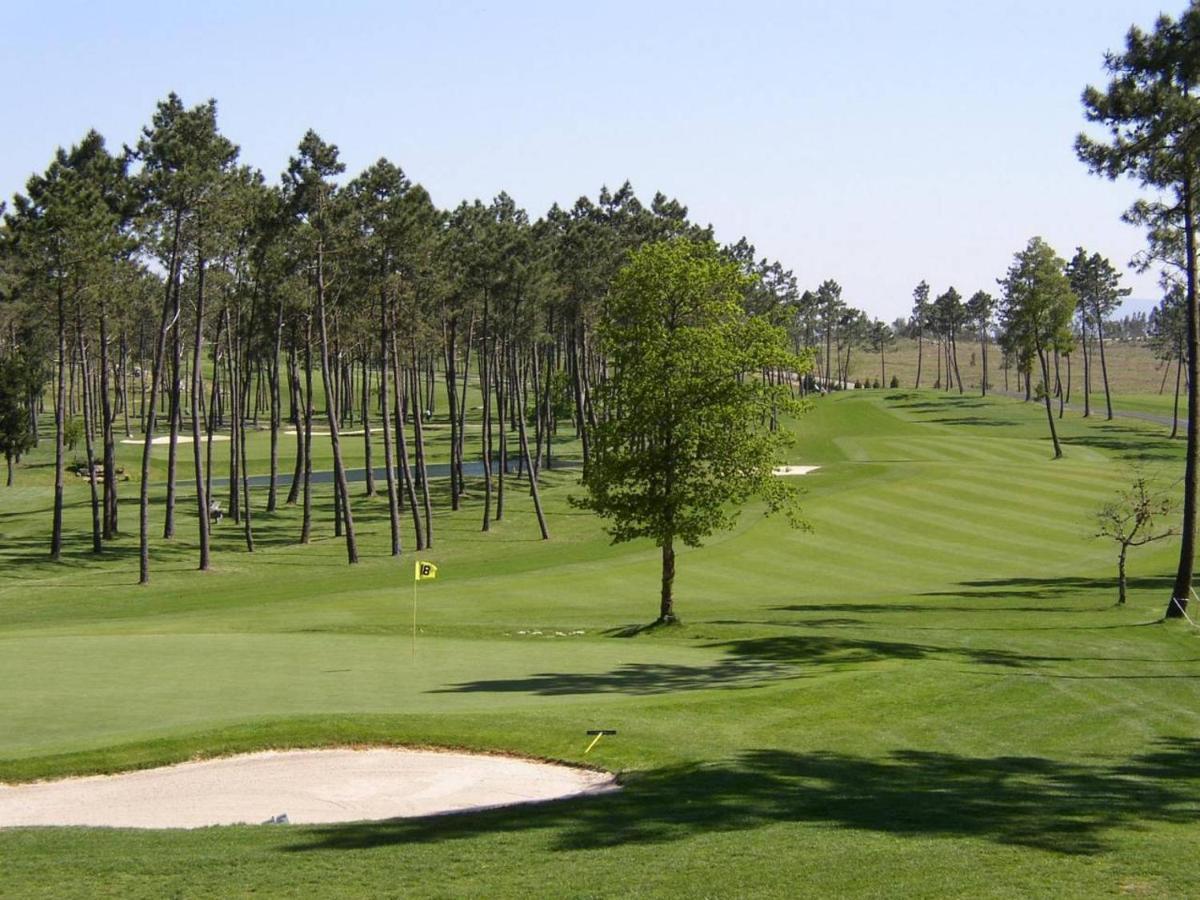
top-left (1095, 472), bottom-right (1176, 606)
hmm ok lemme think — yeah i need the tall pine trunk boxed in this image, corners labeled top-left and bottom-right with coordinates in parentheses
top-left (191, 253), bottom-right (211, 570)
top-left (512, 348), bottom-right (548, 540)
top-left (410, 351), bottom-right (433, 548)
top-left (1037, 342), bottom-right (1063, 459)
top-left (163, 277), bottom-right (183, 539)
top-left (362, 354), bottom-right (375, 497)
top-left (76, 310), bottom-right (101, 554)
top-left (300, 321), bottom-right (314, 544)
top-left (1169, 176), bottom-right (1199, 618)
top-left (140, 213), bottom-right (182, 584)
top-left (380, 295), bottom-right (401, 556)
top-left (1096, 313), bottom-right (1114, 420)
top-left (51, 276), bottom-right (66, 561)
top-left (267, 294), bottom-right (285, 512)
top-left (99, 301), bottom-right (117, 537)
top-left (316, 253), bottom-right (358, 564)
top-left (391, 330), bottom-right (423, 549)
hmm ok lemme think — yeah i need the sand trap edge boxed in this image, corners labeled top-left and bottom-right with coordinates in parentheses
top-left (0, 747), bottom-right (620, 830)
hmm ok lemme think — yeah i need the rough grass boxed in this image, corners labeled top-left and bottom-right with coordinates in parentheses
top-left (848, 336), bottom-right (1176, 396)
top-left (1, 390), bottom-right (1198, 898)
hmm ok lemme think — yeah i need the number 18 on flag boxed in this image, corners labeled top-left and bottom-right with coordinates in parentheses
top-left (415, 561), bottom-right (438, 581)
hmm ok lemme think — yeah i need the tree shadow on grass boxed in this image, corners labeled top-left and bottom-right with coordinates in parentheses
top-left (430, 634), bottom-right (1072, 697)
top-left (919, 575), bottom-right (1173, 602)
top-left (284, 738), bottom-right (1200, 857)
top-left (925, 415), bottom-right (1018, 427)
top-left (888, 397), bottom-right (990, 411)
top-left (1059, 426), bottom-right (1180, 462)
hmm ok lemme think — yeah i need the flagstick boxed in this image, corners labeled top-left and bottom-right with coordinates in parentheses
top-left (412, 575), bottom-right (417, 662)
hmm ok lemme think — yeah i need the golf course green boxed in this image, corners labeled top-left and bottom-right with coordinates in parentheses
top-left (2, 390), bottom-right (1198, 898)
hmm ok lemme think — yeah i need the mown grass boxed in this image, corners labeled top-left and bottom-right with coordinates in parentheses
top-left (1, 390), bottom-right (1198, 898)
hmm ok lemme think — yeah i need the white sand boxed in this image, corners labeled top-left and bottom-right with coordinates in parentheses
top-left (0, 748), bottom-right (617, 829)
top-left (120, 435), bottom-right (230, 445)
top-left (772, 465), bottom-right (820, 476)
top-left (283, 430), bottom-right (366, 437)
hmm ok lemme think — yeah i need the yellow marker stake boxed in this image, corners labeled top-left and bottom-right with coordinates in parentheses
top-left (584, 730), bottom-right (616, 754)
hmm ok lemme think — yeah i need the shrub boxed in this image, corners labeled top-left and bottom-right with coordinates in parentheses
top-left (63, 417), bottom-right (83, 452)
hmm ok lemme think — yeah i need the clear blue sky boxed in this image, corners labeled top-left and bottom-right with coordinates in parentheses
top-left (1, 0), bottom-right (1175, 320)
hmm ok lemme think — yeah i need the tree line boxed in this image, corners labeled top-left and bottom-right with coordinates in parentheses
top-left (0, 93), bottom-right (813, 582)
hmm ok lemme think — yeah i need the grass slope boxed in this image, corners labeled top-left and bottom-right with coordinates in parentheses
top-left (1, 390), bottom-right (1198, 898)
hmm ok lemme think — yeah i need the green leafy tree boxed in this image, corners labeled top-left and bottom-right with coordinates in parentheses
top-left (574, 239), bottom-right (806, 623)
top-left (1067, 248), bottom-right (1129, 420)
top-left (1077, 3), bottom-right (1200, 616)
top-left (998, 237), bottom-right (1077, 459)
top-left (285, 130), bottom-right (358, 565)
top-left (932, 287), bottom-right (966, 393)
top-left (867, 319), bottom-right (895, 387)
top-left (965, 290), bottom-right (996, 396)
top-left (911, 280), bottom-right (930, 388)
top-left (0, 354), bottom-right (34, 485)
top-left (816, 279), bottom-right (843, 387)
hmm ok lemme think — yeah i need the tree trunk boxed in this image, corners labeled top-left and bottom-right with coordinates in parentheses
top-left (286, 341), bottom-right (303, 506)
top-left (914, 330), bottom-right (923, 388)
top-left (301, 319), bottom-right (314, 544)
top-left (951, 332), bottom-right (963, 394)
top-left (225, 310), bottom-right (240, 524)
top-left (1036, 343), bottom-right (1063, 459)
top-left (1081, 320), bottom-right (1092, 417)
top-left (1173, 348), bottom-right (1183, 440)
top-left (443, 317), bottom-right (461, 510)
top-left (513, 349), bottom-right (548, 540)
top-left (76, 312), bottom-right (101, 554)
top-left (191, 253), bottom-right (210, 571)
top-left (139, 213), bottom-right (183, 584)
top-left (493, 343), bottom-right (505, 521)
top-left (163, 276), bottom-right (183, 539)
top-left (267, 294), bottom-right (285, 512)
top-left (659, 537), bottom-right (676, 623)
top-left (315, 253), bottom-right (358, 564)
top-left (362, 354), bottom-right (375, 497)
top-left (979, 334), bottom-right (988, 397)
top-left (1055, 350), bottom-right (1064, 419)
top-left (99, 301), bottom-right (117, 538)
top-left (1097, 314), bottom-right (1114, 421)
top-left (1118, 548), bottom-right (1127, 606)
top-left (410, 352), bottom-right (433, 549)
top-left (51, 277), bottom-right (66, 561)
top-left (380, 296), bottom-right (401, 556)
top-left (391, 330), bottom-right (423, 549)
top-left (481, 294), bottom-right (493, 532)
top-left (1169, 174), bottom-right (1199, 618)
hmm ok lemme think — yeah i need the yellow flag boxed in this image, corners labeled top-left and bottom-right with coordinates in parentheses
top-left (415, 560), bottom-right (438, 581)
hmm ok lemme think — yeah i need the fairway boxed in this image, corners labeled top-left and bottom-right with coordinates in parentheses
top-left (2, 390), bottom-right (1199, 897)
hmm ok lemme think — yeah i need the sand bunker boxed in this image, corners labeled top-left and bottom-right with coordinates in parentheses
top-left (772, 465), bottom-right (820, 476)
top-left (283, 429), bottom-right (366, 437)
top-left (120, 435), bottom-right (230, 445)
top-left (0, 748), bottom-right (617, 829)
